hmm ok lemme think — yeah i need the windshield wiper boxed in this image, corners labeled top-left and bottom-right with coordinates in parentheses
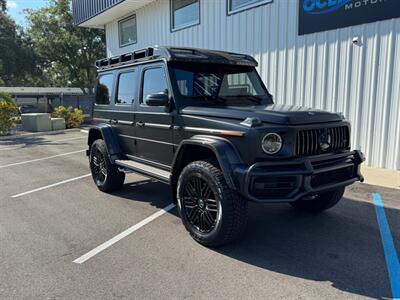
top-left (226, 95), bottom-right (262, 104)
top-left (190, 95), bottom-right (226, 104)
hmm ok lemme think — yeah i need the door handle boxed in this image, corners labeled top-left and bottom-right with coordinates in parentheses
top-left (136, 121), bottom-right (145, 127)
top-left (110, 119), bottom-right (118, 125)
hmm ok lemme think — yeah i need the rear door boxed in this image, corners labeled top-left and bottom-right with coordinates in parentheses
top-left (112, 68), bottom-right (138, 156)
top-left (134, 63), bottom-right (175, 166)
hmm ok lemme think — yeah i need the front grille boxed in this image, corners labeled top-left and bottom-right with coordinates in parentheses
top-left (295, 126), bottom-right (349, 156)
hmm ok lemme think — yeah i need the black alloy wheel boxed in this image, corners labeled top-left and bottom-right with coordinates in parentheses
top-left (181, 175), bottom-right (220, 234)
top-left (177, 160), bottom-right (248, 247)
top-left (89, 139), bottom-right (125, 192)
top-left (91, 145), bottom-right (107, 186)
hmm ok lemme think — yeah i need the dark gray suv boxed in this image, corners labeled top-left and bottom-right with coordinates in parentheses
top-left (87, 46), bottom-right (364, 247)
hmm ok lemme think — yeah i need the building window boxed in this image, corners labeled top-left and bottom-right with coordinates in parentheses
top-left (171, 0), bottom-right (200, 31)
top-left (119, 15), bottom-right (137, 47)
top-left (227, 0), bottom-right (272, 15)
top-left (116, 71), bottom-right (136, 105)
top-left (96, 74), bottom-right (114, 105)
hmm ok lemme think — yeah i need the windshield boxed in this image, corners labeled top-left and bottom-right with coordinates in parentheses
top-left (171, 63), bottom-right (273, 107)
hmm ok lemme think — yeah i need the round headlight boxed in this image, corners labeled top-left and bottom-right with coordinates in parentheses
top-left (262, 133), bottom-right (282, 155)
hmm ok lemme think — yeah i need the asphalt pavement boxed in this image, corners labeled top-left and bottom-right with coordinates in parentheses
top-left (0, 129), bottom-right (399, 299)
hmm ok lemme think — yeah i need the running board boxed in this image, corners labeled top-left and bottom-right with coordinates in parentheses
top-left (115, 159), bottom-right (170, 183)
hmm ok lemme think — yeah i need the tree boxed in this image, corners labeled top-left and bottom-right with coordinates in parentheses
top-left (0, 9), bottom-right (38, 86)
top-left (26, 0), bottom-right (105, 94)
top-left (0, 0), bottom-right (6, 12)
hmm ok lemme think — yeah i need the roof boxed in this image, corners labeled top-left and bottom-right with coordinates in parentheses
top-left (96, 46), bottom-right (258, 71)
top-left (72, 0), bottom-right (155, 28)
top-left (0, 87), bottom-right (85, 96)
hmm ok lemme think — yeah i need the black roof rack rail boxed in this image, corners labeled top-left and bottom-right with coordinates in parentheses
top-left (95, 47), bottom-right (157, 69)
top-left (95, 46), bottom-right (258, 71)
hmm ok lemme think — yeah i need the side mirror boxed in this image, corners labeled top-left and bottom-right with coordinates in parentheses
top-left (145, 92), bottom-right (169, 106)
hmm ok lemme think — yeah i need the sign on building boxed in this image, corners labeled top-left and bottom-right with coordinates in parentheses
top-left (298, 0), bottom-right (400, 35)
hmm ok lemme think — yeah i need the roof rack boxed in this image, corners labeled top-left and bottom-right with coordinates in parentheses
top-left (95, 46), bottom-right (258, 71)
top-left (95, 47), bottom-right (157, 69)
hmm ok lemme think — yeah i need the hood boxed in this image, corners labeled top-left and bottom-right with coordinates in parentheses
top-left (181, 104), bottom-right (344, 125)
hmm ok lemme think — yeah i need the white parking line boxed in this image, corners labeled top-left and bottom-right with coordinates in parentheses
top-left (46, 136), bottom-right (86, 143)
top-left (73, 203), bottom-right (176, 264)
top-left (11, 174), bottom-right (92, 198)
top-left (0, 146), bottom-right (22, 151)
top-left (0, 149), bottom-right (86, 169)
top-left (0, 128), bottom-right (83, 140)
top-left (0, 136), bottom-right (85, 151)
top-left (80, 129), bottom-right (89, 133)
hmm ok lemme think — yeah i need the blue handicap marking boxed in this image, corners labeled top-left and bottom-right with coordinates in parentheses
top-left (372, 193), bottom-right (400, 299)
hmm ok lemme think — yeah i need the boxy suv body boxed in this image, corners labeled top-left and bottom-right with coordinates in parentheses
top-left (88, 46), bottom-right (364, 246)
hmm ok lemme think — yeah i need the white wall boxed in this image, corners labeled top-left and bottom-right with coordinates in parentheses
top-left (105, 0), bottom-right (400, 170)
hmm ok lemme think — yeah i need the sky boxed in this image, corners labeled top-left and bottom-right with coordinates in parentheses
top-left (7, 0), bottom-right (48, 27)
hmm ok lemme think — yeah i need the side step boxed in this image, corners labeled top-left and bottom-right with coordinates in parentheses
top-left (115, 159), bottom-right (170, 183)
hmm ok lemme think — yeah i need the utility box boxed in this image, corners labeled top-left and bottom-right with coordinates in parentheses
top-left (21, 113), bottom-right (52, 132)
top-left (51, 118), bottom-right (66, 131)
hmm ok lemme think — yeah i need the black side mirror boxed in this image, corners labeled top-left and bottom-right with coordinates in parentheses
top-left (145, 92), bottom-right (169, 106)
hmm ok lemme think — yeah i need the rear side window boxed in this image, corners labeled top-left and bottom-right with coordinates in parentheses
top-left (96, 74), bottom-right (114, 105)
top-left (141, 67), bottom-right (168, 105)
top-left (116, 71), bottom-right (136, 105)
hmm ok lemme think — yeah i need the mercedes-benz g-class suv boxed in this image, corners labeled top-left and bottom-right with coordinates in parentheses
top-left (88, 46), bottom-right (364, 247)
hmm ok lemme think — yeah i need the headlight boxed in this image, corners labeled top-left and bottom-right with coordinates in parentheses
top-left (262, 133), bottom-right (282, 154)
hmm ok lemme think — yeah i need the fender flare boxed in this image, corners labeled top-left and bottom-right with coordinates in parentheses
top-left (87, 124), bottom-right (122, 160)
top-left (171, 135), bottom-right (243, 190)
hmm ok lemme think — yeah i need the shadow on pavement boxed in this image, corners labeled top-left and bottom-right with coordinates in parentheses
top-left (115, 180), bottom-right (397, 299)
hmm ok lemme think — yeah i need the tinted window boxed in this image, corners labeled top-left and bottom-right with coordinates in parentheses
top-left (142, 68), bottom-right (168, 105)
top-left (171, 0), bottom-right (199, 30)
top-left (96, 74), bottom-right (114, 105)
top-left (172, 63), bottom-right (272, 107)
top-left (119, 15), bottom-right (137, 46)
top-left (228, 0), bottom-right (271, 13)
top-left (174, 68), bottom-right (265, 97)
top-left (116, 71), bottom-right (136, 105)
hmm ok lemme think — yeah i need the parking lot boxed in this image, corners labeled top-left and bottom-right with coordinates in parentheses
top-left (0, 129), bottom-right (399, 299)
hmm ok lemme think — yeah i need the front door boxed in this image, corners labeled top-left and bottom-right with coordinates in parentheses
top-left (112, 68), bottom-right (138, 156)
top-left (134, 64), bottom-right (174, 166)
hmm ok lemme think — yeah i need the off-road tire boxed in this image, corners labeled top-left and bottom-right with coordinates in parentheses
top-left (177, 160), bottom-right (248, 247)
top-left (290, 187), bottom-right (345, 213)
top-left (89, 139), bottom-right (125, 192)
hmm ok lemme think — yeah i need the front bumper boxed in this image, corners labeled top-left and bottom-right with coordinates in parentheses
top-left (234, 150), bottom-right (365, 203)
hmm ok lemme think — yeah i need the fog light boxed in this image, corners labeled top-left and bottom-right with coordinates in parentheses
top-left (262, 133), bottom-right (282, 155)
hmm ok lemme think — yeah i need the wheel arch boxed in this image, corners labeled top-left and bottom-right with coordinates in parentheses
top-left (87, 124), bottom-right (122, 160)
top-left (170, 135), bottom-right (243, 201)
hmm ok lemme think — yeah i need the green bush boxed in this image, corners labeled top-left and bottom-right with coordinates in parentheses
top-left (0, 101), bottom-right (18, 135)
top-left (52, 106), bottom-right (84, 129)
top-left (0, 92), bottom-right (13, 103)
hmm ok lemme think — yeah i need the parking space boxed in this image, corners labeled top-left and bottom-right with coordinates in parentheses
top-left (0, 130), bottom-right (399, 299)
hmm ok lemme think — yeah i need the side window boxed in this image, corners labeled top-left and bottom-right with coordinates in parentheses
top-left (141, 67), bottom-right (168, 105)
top-left (116, 71), bottom-right (136, 105)
top-left (96, 74), bottom-right (114, 105)
top-left (119, 15), bottom-right (137, 47)
top-left (227, 0), bottom-right (272, 14)
top-left (171, 0), bottom-right (200, 31)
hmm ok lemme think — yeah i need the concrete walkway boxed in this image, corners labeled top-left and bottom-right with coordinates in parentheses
top-left (361, 165), bottom-right (400, 190)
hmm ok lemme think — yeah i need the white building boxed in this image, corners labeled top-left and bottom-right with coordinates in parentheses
top-left (72, 0), bottom-right (400, 170)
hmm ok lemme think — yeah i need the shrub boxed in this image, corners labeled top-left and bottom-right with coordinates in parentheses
top-left (52, 106), bottom-right (84, 129)
top-left (0, 101), bottom-right (18, 135)
top-left (0, 92), bottom-right (13, 104)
